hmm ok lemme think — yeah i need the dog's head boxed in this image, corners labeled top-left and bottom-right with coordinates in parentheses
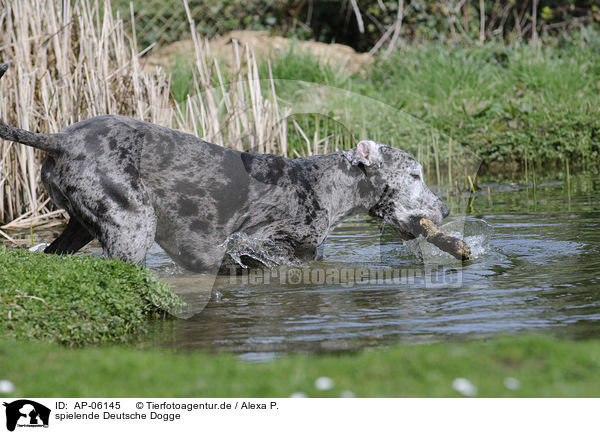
top-left (344, 140), bottom-right (449, 239)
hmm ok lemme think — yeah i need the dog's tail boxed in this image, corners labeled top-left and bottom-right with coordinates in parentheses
top-left (0, 63), bottom-right (61, 153)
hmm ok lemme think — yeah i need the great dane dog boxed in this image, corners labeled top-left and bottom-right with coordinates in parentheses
top-left (0, 64), bottom-right (449, 273)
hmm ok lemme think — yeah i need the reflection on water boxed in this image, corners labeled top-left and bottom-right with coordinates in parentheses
top-left (147, 171), bottom-right (600, 353)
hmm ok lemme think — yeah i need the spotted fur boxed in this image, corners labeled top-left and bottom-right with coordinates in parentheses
top-left (1, 93), bottom-right (449, 273)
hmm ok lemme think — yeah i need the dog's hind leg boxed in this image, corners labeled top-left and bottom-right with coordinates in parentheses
top-left (44, 218), bottom-right (93, 254)
top-left (95, 207), bottom-right (157, 264)
top-left (42, 171), bottom-right (158, 264)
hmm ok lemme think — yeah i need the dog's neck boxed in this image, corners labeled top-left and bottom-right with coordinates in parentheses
top-left (307, 152), bottom-right (379, 229)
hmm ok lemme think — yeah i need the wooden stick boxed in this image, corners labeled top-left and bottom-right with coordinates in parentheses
top-left (409, 217), bottom-right (471, 260)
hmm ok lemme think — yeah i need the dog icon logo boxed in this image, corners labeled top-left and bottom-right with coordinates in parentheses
top-left (3, 400), bottom-right (50, 431)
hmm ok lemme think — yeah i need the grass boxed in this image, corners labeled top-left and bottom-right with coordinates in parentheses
top-left (258, 45), bottom-right (352, 89)
top-left (1, 335), bottom-right (600, 397)
top-left (256, 40), bottom-right (600, 170)
top-left (0, 247), bottom-right (182, 346)
top-left (367, 42), bottom-right (600, 167)
top-left (166, 33), bottom-right (600, 176)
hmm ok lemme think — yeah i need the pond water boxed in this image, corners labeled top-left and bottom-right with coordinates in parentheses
top-left (6, 169), bottom-right (599, 355)
top-left (144, 170), bottom-right (600, 354)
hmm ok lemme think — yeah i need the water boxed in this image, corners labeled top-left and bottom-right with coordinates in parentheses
top-left (146, 171), bottom-right (600, 353)
top-left (5, 171), bottom-right (600, 353)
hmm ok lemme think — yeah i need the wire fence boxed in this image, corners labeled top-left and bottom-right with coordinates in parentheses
top-left (112, 0), bottom-right (283, 48)
top-left (113, 0), bottom-right (599, 53)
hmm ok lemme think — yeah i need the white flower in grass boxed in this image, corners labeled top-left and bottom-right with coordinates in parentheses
top-left (315, 376), bottom-right (334, 391)
top-left (452, 378), bottom-right (477, 397)
top-left (504, 377), bottom-right (521, 390)
top-left (0, 380), bottom-right (15, 394)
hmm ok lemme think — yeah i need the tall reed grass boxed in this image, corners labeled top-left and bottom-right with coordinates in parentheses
top-left (0, 0), bottom-right (171, 229)
top-left (0, 0), bottom-right (295, 232)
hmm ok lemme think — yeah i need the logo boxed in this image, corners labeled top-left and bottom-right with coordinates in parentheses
top-left (3, 400), bottom-right (50, 432)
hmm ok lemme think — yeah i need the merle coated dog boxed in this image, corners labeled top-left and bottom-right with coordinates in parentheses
top-left (0, 64), bottom-right (448, 273)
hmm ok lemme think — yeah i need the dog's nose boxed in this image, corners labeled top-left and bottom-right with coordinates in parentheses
top-left (441, 202), bottom-right (450, 218)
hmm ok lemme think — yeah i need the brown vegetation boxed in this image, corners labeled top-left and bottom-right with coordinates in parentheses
top-left (0, 0), bottom-right (299, 233)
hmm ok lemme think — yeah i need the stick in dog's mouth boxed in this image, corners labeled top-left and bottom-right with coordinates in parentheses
top-left (407, 216), bottom-right (472, 261)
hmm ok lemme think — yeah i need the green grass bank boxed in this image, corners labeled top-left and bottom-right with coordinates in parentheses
top-left (0, 248), bottom-right (181, 346)
top-left (1, 335), bottom-right (599, 397)
top-left (278, 40), bottom-right (600, 169)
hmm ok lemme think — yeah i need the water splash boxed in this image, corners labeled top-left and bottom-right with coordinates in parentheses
top-left (28, 243), bottom-right (49, 252)
top-left (222, 232), bottom-right (301, 268)
top-left (403, 217), bottom-right (493, 261)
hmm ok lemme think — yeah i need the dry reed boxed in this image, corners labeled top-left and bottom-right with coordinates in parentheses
top-left (0, 0), bottom-right (172, 231)
top-left (0, 0), bottom-right (295, 237)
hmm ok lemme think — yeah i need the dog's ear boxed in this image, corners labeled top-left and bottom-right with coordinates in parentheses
top-left (346, 140), bottom-right (383, 167)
